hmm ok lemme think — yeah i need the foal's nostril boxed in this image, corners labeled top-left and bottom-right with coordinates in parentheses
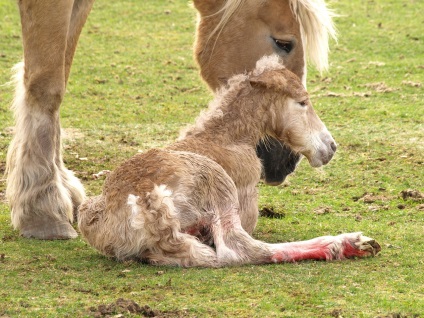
top-left (330, 142), bottom-right (337, 153)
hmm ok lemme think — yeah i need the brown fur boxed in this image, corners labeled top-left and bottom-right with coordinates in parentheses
top-left (78, 56), bottom-right (380, 267)
top-left (6, 0), bottom-right (94, 239)
top-left (6, 0), bottom-right (336, 239)
top-left (194, 0), bottom-right (337, 90)
top-left (194, 0), bottom-right (305, 90)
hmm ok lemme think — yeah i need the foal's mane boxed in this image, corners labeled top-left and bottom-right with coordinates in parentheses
top-left (179, 55), bottom-right (284, 140)
top-left (212, 0), bottom-right (337, 71)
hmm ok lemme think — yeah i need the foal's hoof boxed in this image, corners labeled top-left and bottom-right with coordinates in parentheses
top-left (19, 215), bottom-right (78, 240)
top-left (341, 233), bottom-right (381, 258)
top-left (354, 236), bottom-right (381, 256)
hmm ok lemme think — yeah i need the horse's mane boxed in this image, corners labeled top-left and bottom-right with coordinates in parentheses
top-left (211, 0), bottom-right (337, 72)
top-left (289, 0), bottom-right (337, 71)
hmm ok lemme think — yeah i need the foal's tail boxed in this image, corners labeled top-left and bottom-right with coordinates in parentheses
top-left (127, 185), bottom-right (218, 267)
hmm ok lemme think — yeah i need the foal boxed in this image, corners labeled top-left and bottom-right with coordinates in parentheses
top-left (78, 56), bottom-right (380, 267)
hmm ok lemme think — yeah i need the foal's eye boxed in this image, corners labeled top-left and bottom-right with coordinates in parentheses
top-left (273, 38), bottom-right (294, 54)
top-left (298, 100), bottom-right (308, 107)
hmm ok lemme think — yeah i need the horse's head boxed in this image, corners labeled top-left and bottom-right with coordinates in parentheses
top-left (249, 56), bottom-right (336, 168)
top-left (193, 0), bottom-right (337, 184)
top-left (193, 0), bottom-right (336, 90)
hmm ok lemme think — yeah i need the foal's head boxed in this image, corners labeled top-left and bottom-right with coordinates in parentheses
top-left (250, 56), bottom-right (336, 167)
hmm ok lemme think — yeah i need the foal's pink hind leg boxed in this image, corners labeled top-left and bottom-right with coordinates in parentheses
top-left (6, 0), bottom-right (93, 239)
top-left (270, 233), bottom-right (381, 263)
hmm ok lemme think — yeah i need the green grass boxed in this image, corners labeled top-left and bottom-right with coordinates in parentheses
top-left (1, 0), bottom-right (423, 317)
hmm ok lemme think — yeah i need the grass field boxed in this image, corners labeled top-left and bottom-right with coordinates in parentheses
top-left (0, 0), bottom-right (423, 317)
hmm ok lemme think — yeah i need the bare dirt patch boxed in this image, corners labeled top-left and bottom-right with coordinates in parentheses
top-left (259, 206), bottom-right (285, 219)
top-left (90, 298), bottom-right (190, 317)
top-left (401, 80), bottom-right (422, 88)
top-left (363, 82), bottom-right (396, 93)
top-left (375, 313), bottom-right (420, 318)
top-left (314, 206), bottom-right (332, 215)
top-left (400, 189), bottom-right (424, 201)
top-left (353, 192), bottom-right (392, 203)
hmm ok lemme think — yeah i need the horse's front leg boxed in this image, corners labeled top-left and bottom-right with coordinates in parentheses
top-left (59, 0), bottom-right (95, 220)
top-left (237, 186), bottom-right (259, 234)
top-left (6, 0), bottom-right (92, 239)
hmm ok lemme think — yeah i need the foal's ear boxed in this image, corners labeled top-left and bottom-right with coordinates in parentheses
top-left (249, 71), bottom-right (288, 92)
top-left (193, 0), bottom-right (226, 16)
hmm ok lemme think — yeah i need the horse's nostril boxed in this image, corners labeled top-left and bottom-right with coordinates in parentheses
top-left (330, 142), bottom-right (337, 152)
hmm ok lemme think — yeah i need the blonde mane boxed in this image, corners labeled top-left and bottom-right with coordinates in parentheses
top-left (210, 0), bottom-right (337, 72)
top-left (289, 0), bottom-right (337, 71)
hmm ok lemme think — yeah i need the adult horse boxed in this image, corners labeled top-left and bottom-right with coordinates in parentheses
top-left (5, 0), bottom-right (336, 239)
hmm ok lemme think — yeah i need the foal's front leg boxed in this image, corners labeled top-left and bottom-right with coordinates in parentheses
top-left (212, 200), bottom-right (381, 265)
top-left (6, 0), bottom-right (93, 239)
top-left (269, 233), bottom-right (382, 262)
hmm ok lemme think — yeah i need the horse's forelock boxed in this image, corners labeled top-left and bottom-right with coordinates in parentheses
top-left (206, 0), bottom-right (244, 44)
top-left (289, 0), bottom-right (337, 72)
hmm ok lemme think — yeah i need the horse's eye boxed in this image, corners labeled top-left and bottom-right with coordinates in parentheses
top-left (299, 100), bottom-right (308, 107)
top-left (273, 38), bottom-right (294, 54)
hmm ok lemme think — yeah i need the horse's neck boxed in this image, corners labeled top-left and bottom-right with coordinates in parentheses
top-left (168, 89), bottom-right (267, 185)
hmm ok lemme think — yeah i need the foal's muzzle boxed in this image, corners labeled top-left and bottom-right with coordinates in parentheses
top-left (307, 132), bottom-right (337, 168)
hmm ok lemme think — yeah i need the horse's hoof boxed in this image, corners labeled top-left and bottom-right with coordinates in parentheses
top-left (354, 236), bottom-right (382, 256)
top-left (341, 233), bottom-right (381, 258)
top-left (19, 215), bottom-right (78, 240)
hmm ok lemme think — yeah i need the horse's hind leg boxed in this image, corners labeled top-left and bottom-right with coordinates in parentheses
top-left (6, 0), bottom-right (92, 239)
top-left (126, 189), bottom-right (218, 267)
